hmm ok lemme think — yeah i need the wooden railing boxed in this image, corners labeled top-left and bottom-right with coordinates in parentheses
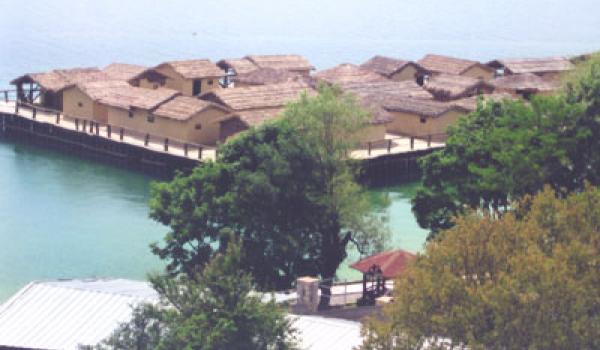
top-left (8, 100), bottom-right (215, 161)
top-left (364, 133), bottom-right (446, 156)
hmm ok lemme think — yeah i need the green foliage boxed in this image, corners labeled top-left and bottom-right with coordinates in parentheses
top-left (412, 75), bottom-right (600, 236)
top-left (150, 84), bottom-right (388, 306)
top-left (93, 238), bottom-right (297, 350)
top-left (361, 186), bottom-right (600, 350)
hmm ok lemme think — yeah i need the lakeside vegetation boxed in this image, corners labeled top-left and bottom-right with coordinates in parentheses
top-left (95, 55), bottom-right (600, 349)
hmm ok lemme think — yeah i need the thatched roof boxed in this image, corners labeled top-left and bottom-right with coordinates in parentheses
top-left (229, 108), bottom-right (284, 127)
top-left (232, 68), bottom-right (302, 86)
top-left (339, 80), bottom-right (433, 100)
top-left (360, 55), bottom-right (426, 78)
top-left (382, 96), bottom-right (469, 118)
top-left (96, 85), bottom-right (180, 110)
top-left (488, 57), bottom-right (574, 75)
top-left (418, 54), bottom-right (492, 76)
top-left (152, 96), bottom-right (229, 121)
top-left (216, 58), bottom-right (258, 75)
top-left (72, 80), bottom-right (131, 101)
top-left (314, 64), bottom-right (389, 85)
top-left (491, 73), bottom-right (560, 92)
top-left (199, 81), bottom-right (311, 110)
top-left (452, 92), bottom-right (517, 112)
top-left (245, 55), bottom-right (314, 72)
top-left (11, 67), bottom-right (106, 92)
top-left (102, 63), bottom-right (147, 81)
top-left (424, 74), bottom-right (494, 100)
top-left (157, 59), bottom-right (225, 79)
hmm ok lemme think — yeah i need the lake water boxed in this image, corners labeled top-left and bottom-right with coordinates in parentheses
top-left (0, 0), bottom-right (598, 300)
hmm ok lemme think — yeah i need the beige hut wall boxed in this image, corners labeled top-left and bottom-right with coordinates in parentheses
top-left (106, 105), bottom-right (228, 145)
top-left (62, 86), bottom-right (95, 121)
top-left (357, 124), bottom-right (387, 143)
top-left (154, 65), bottom-right (221, 96)
top-left (390, 65), bottom-right (418, 82)
top-left (386, 109), bottom-right (467, 137)
top-left (461, 65), bottom-right (495, 80)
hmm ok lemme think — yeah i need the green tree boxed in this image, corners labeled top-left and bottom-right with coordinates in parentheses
top-left (361, 186), bottom-right (600, 350)
top-left (150, 84), bottom-right (388, 308)
top-left (93, 238), bottom-right (297, 350)
top-left (412, 78), bottom-right (600, 236)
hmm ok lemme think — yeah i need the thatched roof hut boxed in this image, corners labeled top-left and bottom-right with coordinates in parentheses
top-left (339, 80), bottom-right (433, 100)
top-left (314, 64), bottom-right (388, 85)
top-left (382, 97), bottom-right (469, 118)
top-left (245, 54), bottom-right (314, 74)
top-left (424, 74), bottom-right (494, 101)
top-left (418, 54), bottom-right (494, 78)
top-left (491, 73), bottom-right (559, 94)
top-left (152, 96), bottom-right (230, 121)
top-left (217, 58), bottom-right (258, 75)
top-left (360, 55), bottom-right (427, 79)
top-left (102, 63), bottom-right (147, 82)
top-left (200, 81), bottom-right (311, 111)
top-left (93, 85), bottom-right (180, 110)
top-left (11, 67), bottom-right (107, 92)
top-left (487, 57), bottom-right (574, 75)
top-left (154, 59), bottom-right (225, 79)
top-left (232, 68), bottom-right (302, 86)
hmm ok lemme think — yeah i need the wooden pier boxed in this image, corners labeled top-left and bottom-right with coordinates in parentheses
top-left (0, 89), bottom-right (445, 180)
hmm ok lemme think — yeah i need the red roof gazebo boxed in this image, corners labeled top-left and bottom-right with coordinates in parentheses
top-left (350, 249), bottom-right (417, 306)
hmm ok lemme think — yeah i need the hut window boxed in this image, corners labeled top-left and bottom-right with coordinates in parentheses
top-left (192, 80), bottom-right (202, 96)
top-left (152, 84), bottom-right (159, 89)
top-left (195, 123), bottom-right (202, 130)
top-left (420, 117), bottom-right (427, 124)
top-left (78, 102), bottom-right (83, 108)
top-left (147, 115), bottom-right (155, 123)
top-left (208, 79), bottom-right (213, 85)
top-left (128, 110), bottom-right (134, 118)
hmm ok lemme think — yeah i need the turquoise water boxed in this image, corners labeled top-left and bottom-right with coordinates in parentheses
top-left (0, 141), bottom-right (166, 301)
top-left (0, 0), bottom-right (598, 299)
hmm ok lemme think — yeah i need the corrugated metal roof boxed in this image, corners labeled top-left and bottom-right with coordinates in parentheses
top-left (0, 279), bottom-right (364, 350)
top-left (294, 315), bottom-right (362, 350)
top-left (0, 279), bottom-right (157, 350)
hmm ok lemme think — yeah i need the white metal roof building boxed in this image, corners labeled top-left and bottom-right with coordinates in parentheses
top-left (0, 279), bottom-right (363, 350)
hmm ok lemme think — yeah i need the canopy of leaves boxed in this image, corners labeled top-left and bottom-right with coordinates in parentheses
top-left (361, 186), bottom-right (600, 350)
top-left (149, 84), bottom-right (388, 294)
top-left (412, 58), bottom-right (600, 236)
top-left (92, 238), bottom-right (297, 350)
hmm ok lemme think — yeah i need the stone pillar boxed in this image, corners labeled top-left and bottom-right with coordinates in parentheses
top-left (296, 276), bottom-right (319, 312)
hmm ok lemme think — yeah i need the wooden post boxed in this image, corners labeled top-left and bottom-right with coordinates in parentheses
top-left (410, 137), bottom-right (415, 150)
top-left (107, 125), bottom-right (111, 138)
top-left (89, 121), bottom-right (94, 133)
top-left (198, 147), bottom-right (203, 159)
top-left (32, 107), bottom-right (36, 120)
top-left (387, 139), bottom-right (392, 153)
top-left (368, 142), bottom-right (372, 156)
top-left (56, 113), bottom-right (60, 124)
top-left (184, 143), bottom-right (188, 156)
top-left (95, 123), bottom-right (99, 136)
top-left (144, 134), bottom-right (149, 146)
top-left (427, 135), bottom-right (432, 147)
top-left (4, 91), bottom-right (7, 103)
top-left (82, 120), bottom-right (87, 132)
top-left (119, 128), bottom-right (124, 141)
top-left (75, 118), bottom-right (79, 131)
top-left (164, 138), bottom-right (169, 151)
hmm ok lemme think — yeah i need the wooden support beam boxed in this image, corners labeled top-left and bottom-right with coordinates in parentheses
top-left (427, 135), bottom-right (431, 147)
top-left (198, 146), bottom-right (203, 159)
top-left (387, 139), bottom-right (392, 153)
top-left (32, 107), bottom-right (36, 120)
top-left (119, 128), bottom-right (124, 141)
top-left (89, 121), bottom-right (94, 133)
top-left (56, 113), bottom-right (60, 124)
top-left (107, 125), bottom-right (111, 138)
top-left (95, 123), bottom-right (99, 136)
top-left (184, 143), bottom-right (188, 157)
top-left (164, 138), bottom-right (169, 152)
top-left (144, 133), bottom-right (149, 146)
top-left (75, 119), bottom-right (79, 131)
top-left (410, 137), bottom-right (414, 150)
top-left (368, 142), bottom-right (372, 156)
top-left (82, 120), bottom-right (87, 132)
top-left (4, 91), bottom-right (7, 103)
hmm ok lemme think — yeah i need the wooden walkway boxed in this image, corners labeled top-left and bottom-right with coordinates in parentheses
top-left (0, 98), bottom-right (445, 164)
top-left (0, 101), bottom-right (217, 162)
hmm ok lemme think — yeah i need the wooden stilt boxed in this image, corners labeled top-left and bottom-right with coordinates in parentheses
top-left (120, 128), bottom-right (124, 141)
top-left (184, 143), bottom-right (188, 156)
top-left (410, 137), bottom-right (414, 150)
top-left (107, 125), bottom-right (111, 138)
top-left (164, 138), bottom-right (169, 152)
top-left (144, 134), bottom-right (149, 146)
top-left (368, 142), bottom-right (372, 156)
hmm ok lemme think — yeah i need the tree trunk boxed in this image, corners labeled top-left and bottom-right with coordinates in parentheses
top-left (318, 273), bottom-right (334, 310)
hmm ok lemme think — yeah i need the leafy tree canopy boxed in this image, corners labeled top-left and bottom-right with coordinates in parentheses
top-left (361, 186), bottom-right (600, 350)
top-left (91, 238), bottom-right (297, 350)
top-left (413, 55), bottom-right (600, 236)
top-left (150, 84), bottom-right (388, 307)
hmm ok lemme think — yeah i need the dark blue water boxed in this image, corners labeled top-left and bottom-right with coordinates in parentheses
top-left (0, 0), bottom-right (598, 298)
